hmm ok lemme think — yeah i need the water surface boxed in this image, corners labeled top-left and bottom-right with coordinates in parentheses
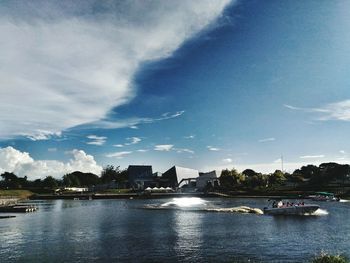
top-left (0, 198), bottom-right (349, 262)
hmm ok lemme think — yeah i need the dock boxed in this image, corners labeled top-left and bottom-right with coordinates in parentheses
top-left (0, 204), bottom-right (38, 213)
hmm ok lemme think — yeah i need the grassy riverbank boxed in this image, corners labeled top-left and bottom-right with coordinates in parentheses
top-left (0, 190), bottom-right (33, 199)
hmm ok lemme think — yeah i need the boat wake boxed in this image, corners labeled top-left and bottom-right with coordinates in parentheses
top-left (204, 206), bottom-right (264, 215)
top-left (143, 198), bottom-right (263, 215)
top-left (304, 208), bottom-right (329, 216)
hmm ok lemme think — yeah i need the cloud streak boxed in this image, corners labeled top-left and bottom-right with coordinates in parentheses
top-left (207, 146), bottom-right (220, 151)
top-left (299, 155), bottom-right (325, 159)
top-left (86, 135), bottom-right (107, 146)
top-left (285, 100), bottom-right (350, 121)
top-left (154, 145), bottom-right (174, 151)
top-left (0, 1), bottom-right (231, 139)
top-left (105, 151), bottom-right (132, 159)
top-left (258, 137), bottom-right (275, 143)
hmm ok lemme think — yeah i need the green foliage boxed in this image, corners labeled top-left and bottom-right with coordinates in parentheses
top-left (42, 176), bottom-right (59, 189)
top-left (269, 170), bottom-right (286, 185)
top-left (63, 171), bottom-right (99, 187)
top-left (101, 165), bottom-right (127, 184)
top-left (0, 172), bottom-right (28, 188)
top-left (220, 168), bottom-right (244, 189)
top-left (311, 253), bottom-right (348, 263)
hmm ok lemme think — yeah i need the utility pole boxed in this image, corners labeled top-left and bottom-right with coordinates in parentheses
top-left (281, 154), bottom-right (284, 172)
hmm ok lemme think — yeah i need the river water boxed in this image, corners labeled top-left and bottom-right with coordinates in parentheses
top-left (0, 197), bottom-right (349, 262)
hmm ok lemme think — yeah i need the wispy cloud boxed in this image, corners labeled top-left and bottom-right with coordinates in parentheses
top-left (299, 155), bottom-right (325, 159)
top-left (258, 137), bottom-right (275, 143)
top-left (106, 151), bottom-right (132, 159)
top-left (113, 144), bottom-right (124, 148)
top-left (176, 148), bottom-right (194, 154)
top-left (222, 158), bottom-right (232, 164)
top-left (25, 131), bottom-right (62, 141)
top-left (87, 111), bottom-right (186, 130)
top-left (0, 1), bottom-right (231, 139)
top-left (285, 100), bottom-right (350, 121)
top-left (48, 148), bottom-right (57, 152)
top-left (125, 137), bottom-right (141, 145)
top-left (137, 149), bottom-right (148, 153)
top-left (207, 146), bottom-right (220, 151)
top-left (86, 135), bottom-right (107, 146)
top-left (184, 135), bottom-right (195, 139)
top-left (154, 145), bottom-right (174, 151)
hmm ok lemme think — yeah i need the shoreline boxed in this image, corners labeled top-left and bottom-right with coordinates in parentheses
top-left (29, 191), bottom-right (350, 200)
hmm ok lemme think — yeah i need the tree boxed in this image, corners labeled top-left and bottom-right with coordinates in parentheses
top-left (242, 169), bottom-right (258, 178)
top-left (219, 168), bottom-right (244, 189)
top-left (100, 165), bottom-right (122, 183)
top-left (63, 171), bottom-right (99, 187)
top-left (269, 170), bottom-right (286, 185)
top-left (42, 176), bottom-right (59, 188)
top-left (0, 172), bottom-right (28, 188)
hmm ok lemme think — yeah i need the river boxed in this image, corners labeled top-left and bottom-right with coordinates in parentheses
top-left (0, 197), bottom-right (349, 262)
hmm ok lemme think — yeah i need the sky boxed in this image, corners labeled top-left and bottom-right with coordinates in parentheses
top-left (1, 0), bottom-right (350, 180)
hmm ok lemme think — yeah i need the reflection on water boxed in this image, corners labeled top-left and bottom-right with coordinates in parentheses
top-left (0, 198), bottom-right (349, 262)
top-left (162, 197), bottom-right (207, 208)
top-left (174, 210), bottom-right (204, 261)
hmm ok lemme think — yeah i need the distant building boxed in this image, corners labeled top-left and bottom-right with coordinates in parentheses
top-left (162, 166), bottom-right (199, 188)
top-left (127, 165), bottom-right (154, 190)
top-left (197, 170), bottom-right (220, 190)
top-left (63, 187), bottom-right (89, 192)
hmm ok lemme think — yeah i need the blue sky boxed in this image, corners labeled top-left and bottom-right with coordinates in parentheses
top-left (1, 0), bottom-right (350, 179)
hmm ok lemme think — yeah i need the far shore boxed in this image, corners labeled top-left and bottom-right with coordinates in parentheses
top-left (1, 189), bottom-right (350, 202)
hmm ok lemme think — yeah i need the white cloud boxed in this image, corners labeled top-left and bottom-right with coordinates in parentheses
top-left (0, 147), bottom-right (102, 180)
top-left (207, 146), bottom-right (220, 151)
top-left (48, 148), bottom-right (57, 152)
top-left (89, 111), bottom-right (186, 130)
top-left (113, 144), bottom-right (124, 148)
top-left (258, 137), bottom-right (275, 143)
top-left (0, 1), bottom-right (231, 139)
top-left (176, 148), bottom-right (194, 154)
top-left (299, 155), bottom-right (325, 159)
top-left (184, 135), bottom-right (195, 139)
top-left (137, 149), bottom-right (148, 153)
top-left (273, 158), bottom-right (282, 163)
top-left (125, 137), bottom-right (141, 145)
top-left (285, 100), bottom-right (350, 121)
top-left (25, 131), bottom-right (62, 141)
top-left (154, 145), bottom-right (174, 151)
top-left (222, 158), bottom-right (232, 164)
top-left (340, 150), bottom-right (346, 154)
top-left (86, 135), bottom-right (107, 146)
top-left (105, 151), bottom-right (132, 159)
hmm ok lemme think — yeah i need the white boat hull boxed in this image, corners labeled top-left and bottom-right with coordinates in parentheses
top-left (264, 205), bottom-right (319, 215)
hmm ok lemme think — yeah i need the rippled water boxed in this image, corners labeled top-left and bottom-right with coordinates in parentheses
top-left (0, 198), bottom-right (349, 262)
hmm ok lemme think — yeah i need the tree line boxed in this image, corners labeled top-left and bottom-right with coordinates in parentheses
top-left (219, 162), bottom-right (350, 190)
top-left (1, 162), bottom-right (349, 190)
top-left (0, 165), bottom-right (127, 189)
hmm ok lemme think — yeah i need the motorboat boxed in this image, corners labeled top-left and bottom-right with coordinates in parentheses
top-left (309, 192), bottom-right (340, 202)
top-left (263, 199), bottom-right (319, 215)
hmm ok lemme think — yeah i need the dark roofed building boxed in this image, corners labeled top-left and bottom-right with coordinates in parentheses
top-left (127, 165), bottom-right (153, 189)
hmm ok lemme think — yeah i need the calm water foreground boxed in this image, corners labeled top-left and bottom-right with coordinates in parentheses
top-left (0, 197), bottom-right (349, 263)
